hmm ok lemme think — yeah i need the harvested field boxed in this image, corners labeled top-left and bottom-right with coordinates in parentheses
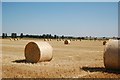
top-left (1, 39), bottom-right (120, 78)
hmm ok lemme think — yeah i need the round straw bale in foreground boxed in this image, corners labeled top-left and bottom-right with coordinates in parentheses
top-left (104, 40), bottom-right (120, 69)
top-left (64, 40), bottom-right (70, 44)
top-left (25, 41), bottom-right (53, 63)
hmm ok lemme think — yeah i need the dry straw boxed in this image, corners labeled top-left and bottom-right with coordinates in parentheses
top-left (64, 40), bottom-right (70, 44)
top-left (25, 41), bottom-right (53, 63)
top-left (104, 40), bottom-right (120, 69)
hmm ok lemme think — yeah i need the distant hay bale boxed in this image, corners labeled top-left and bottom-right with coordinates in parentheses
top-left (47, 39), bottom-right (52, 41)
top-left (47, 39), bottom-right (49, 41)
top-left (10, 38), bottom-right (13, 41)
top-left (25, 41), bottom-right (53, 63)
top-left (57, 39), bottom-right (61, 41)
top-left (44, 39), bottom-right (47, 41)
top-left (103, 41), bottom-right (107, 45)
top-left (16, 38), bottom-right (19, 40)
top-left (15, 38), bottom-right (19, 41)
top-left (10, 38), bottom-right (18, 41)
top-left (64, 40), bottom-right (70, 44)
top-left (104, 40), bottom-right (120, 69)
top-left (14, 38), bottom-right (17, 41)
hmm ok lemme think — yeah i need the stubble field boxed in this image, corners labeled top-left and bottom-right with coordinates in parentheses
top-left (1, 38), bottom-right (120, 78)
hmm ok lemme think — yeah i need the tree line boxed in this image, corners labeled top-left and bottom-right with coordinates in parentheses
top-left (1, 33), bottom-right (119, 40)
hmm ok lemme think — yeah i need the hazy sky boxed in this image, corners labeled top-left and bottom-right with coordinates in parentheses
top-left (2, 2), bottom-right (118, 37)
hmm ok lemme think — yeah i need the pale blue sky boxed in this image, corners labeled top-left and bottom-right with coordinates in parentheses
top-left (0, 2), bottom-right (2, 36)
top-left (2, 2), bottom-right (118, 37)
top-left (1, 0), bottom-right (120, 2)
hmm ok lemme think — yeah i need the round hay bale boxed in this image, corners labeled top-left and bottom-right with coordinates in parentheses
top-left (103, 41), bottom-right (107, 45)
top-left (14, 38), bottom-right (17, 41)
top-left (104, 40), bottom-right (120, 69)
top-left (15, 38), bottom-right (19, 41)
top-left (25, 41), bottom-right (53, 63)
top-left (44, 39), bottom-right (47, 41)
top-left (64, 40), bottom-right (70, 44)
top-left (10, 38), bottom-right (13, 41)
top-left (47, 39), bottom-right (50, 41)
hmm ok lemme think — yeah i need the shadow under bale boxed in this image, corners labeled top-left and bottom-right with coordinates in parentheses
top-left (81, 66), bottom-right (120, 74)
top-left (12, 59), bottom-right (35, 64)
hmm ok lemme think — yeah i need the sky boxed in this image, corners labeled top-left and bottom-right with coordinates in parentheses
top-left (2, 2), bottom-right (119, 37)
top-left (0, 2), bottom-right (2, 36)
top-left (1, 0), bottom-right (120, 2)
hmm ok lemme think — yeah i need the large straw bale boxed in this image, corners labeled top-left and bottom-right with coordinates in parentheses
top-left (104, 40), bottom-right (120, 69)
top-left (25, 41), bottom-right (53, 63)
